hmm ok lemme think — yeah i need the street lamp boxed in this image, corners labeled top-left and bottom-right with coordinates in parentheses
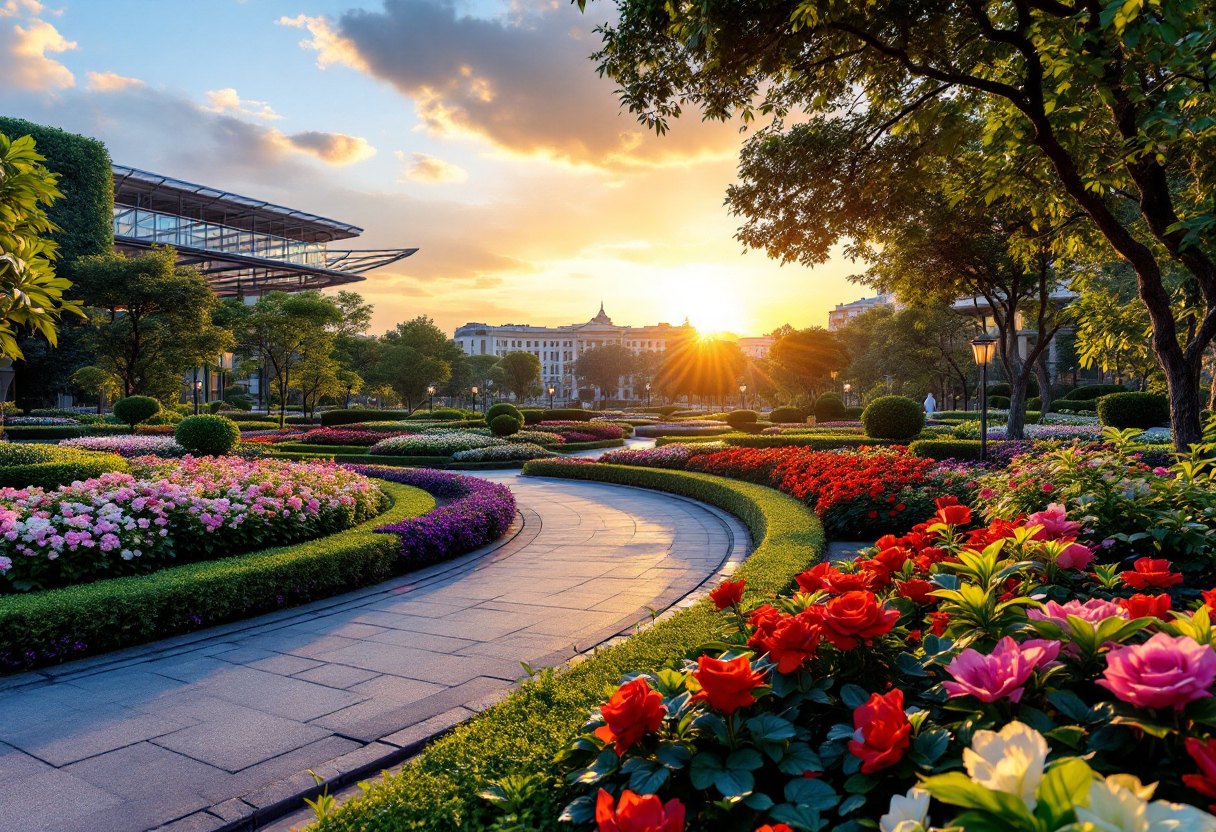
top-left (645, 382), bottom-right (651, 406)
top-left (970, 336), bottom-right (999, 463)
top-left (739, 383), bottom-right (747, 410)
top-left (548, 385), bottom-right (555, 410)
top-left (471, 386), bottom-right (478, 414)
top-left (427, 385), bottom-right (436, 412)
top-left (843, 383), bottom-right (852, 407)
top-left (192, 368), bottom-right (201, 416)
top-left (830, 370), bottom-right (838, 394)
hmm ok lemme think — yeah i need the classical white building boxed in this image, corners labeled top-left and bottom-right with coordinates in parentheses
top-left (736, 336), bottom-right (775, 360)
top-left (827, 293), bottom-right (899, 331)
top-left (454, 304), bottom-right (695, 401)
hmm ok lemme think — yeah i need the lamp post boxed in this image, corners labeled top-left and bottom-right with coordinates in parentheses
top-left (830, 370), bottom-right (838, 394)
top-left (471, 386), bottom-right (478, 415)
top-left (427, 385), bottom-right (435, 412)
top-left (192, 369), bottom-right (201, 415)
top-left (484, 382), bottom-right (492, 413)
top-left (970, 336), bottom-right (999, 463)
top-left (843, 383), bottom-right (852, 407)
top-left (739, 383), bottom-right (747, 410)
top-left (645, 382), bottom-right (651, 407)
top-left (548, 385), bottom-right (555, 410)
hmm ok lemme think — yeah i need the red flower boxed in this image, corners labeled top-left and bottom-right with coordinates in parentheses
top-left (1119, 593), bottom-right (1172, 620)
top-left (815, 591), bottom-right (900, 650)
top-left (847, 689), bottom-right (911, 773)
top-left (1205, 589), bottom-right (1216, 616)
top-left (709, 578), bottom-right (745, 609)
top-left (873, 546), bottom-right (909, 573)
top-left (928, 612), bottom-right (950, 636)
top-left (934, 503), bottom-right (972, 526)
top-left (1041, 483), bottom-right (1054, 493)
top-left (907, 629), bottom-right (923, 642)
top-left (935, 496), bottom-right (960, 508)
top-left (795, 563), bottom-right (834, 593)
top-left (1184, 738), bottom-right (1216, 812)
top-left (755, 826), bottom-right (794, 832)
top-left (824, 569), bottom-right (875, 594)
top-left (594, 678), bottom-right (666, 755)
top-left (747, 604), bottom-right (782, 629)
top-left (896, 579), bottom-right (937, 605)
top-left (691, 655), bottom-right (766, 714)
top-left (596, 789), bottom-right (685, 832)
top-left (867, 510), bottom-right (878, 519)
top-left (1121, 558), bottom-right (1183, 589)
top-left (751, 612), bottom-right (822, 674)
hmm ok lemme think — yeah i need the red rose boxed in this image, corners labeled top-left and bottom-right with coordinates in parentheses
top-left (847, 689), bottom-right (911, 773)
top-left (594, 678), bottom-right (666, 756)
top-left (795, 562), bottom-right (834, 593)
top-left (1121, 558), bottom-right (1183, 589)
top-left (896, 579), bottom-right (937, 605)
top-left (752, 612), bottom-right (822, 674)
top-left (747, 604), bottom-right (782, 629)
top-left (1205, 589), bottom-right (1216, 616)
top-left (1185, 738), bottom-right (1216, 812)
top-left (934, 504), bottom-right (972, 526)
top-left (928, 611), bottom-right (950, 636)
top-left (815, 591), bottom-right (900, 649)
top-left (755, 826), bottom-right (794, 832)
top-left (596, 789), bottom-right (685, 832)
top-left (935, 496), bottom-right (960, 508)
top-left (825, 569), bottom-right (875, 594)
top-left (691, 655), bottom-right (766, 714)
top-left (1119, 593), bottom-right (1172, 620)
top-left (867, 510), bottom-right (878, 519)
top-left (907, 629), bottom-right (923, 642)
top-left (710, 578), bottom-right (745, 609)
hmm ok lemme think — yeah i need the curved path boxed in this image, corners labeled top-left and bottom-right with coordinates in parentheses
top-left (0, 470), bottom-right (748, 832)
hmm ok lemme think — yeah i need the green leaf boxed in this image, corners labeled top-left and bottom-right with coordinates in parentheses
top-left (840, 684), bottom-right (871, 709)
top-left (627, 761), bottom-right (669, 795)
top-left (1046, 725), bottom-right (1086, 749)
top-left (744, 792), bottom-right (774, 811)
top-left (748, 713), bottom-right (796, 742)
top-left (912, 727), bottom-right (951, 765)
top-left (655, 742), bottom-right (691, 769)
top-left (778, 742), bottom-right (822, 775)
top-left (1046, 690), bottom-right (1092, 723)
top-left (726, 748), bottom-right (765, 772)
top-left (769, 803), bottom-right (825, 832)
top-left (1035, 758), bottom-right (1091, 828)
top-left (839, 794), bottom-right (867, 815)
top-left (689, 752), bottom-right (723, 790)
top-left (714, 769), bottom-right (755, 798)
top-left (919, 772), bottom-right (1038, 827)
top-left (785, 778), bottom-right (840, 811)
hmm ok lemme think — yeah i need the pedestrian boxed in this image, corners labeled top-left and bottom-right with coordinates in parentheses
top-left (924, 391), bottom-right (936, 417)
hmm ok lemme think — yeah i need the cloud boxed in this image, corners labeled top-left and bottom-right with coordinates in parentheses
top-left (0, 1), bottom-right (75, 91)
top-left (278, 130), bottom-right (376, 165)
top-left (285, 1), bottom-right (739, 167)
top-left (277, 14), bottom-right (367, 71)
top-left (204, 87), bottom-right (281, 119)
top-left (396, 150), bottom-right (467, 183)
top-left (86, 71), bottom-right (144, 92)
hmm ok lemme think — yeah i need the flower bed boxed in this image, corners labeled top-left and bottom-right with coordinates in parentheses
top-left (369, 431), bottom-right (505, 456)
top-left (508, 430), bottom-right (567, 447)
top-left (6, 416), bottom-right (79, 426)
top-left (602, 443), bottom-right (726, 470)
top-left (60, 434), bottom-right (187, 458)
top-left (533, 422), bottom-right (626, 440)
top-left (345, 466), bottom-right (517, 569)
top-left (0, 457), bottom-right (384, 593)
top-left (552, 489), bottom-right (1216, 832)
top-left (452, 443), bottom-right (555, 462)
top-left (0, 444), bottom-right (131, 491)
top-left (294, 428), bottom-right (405, 447)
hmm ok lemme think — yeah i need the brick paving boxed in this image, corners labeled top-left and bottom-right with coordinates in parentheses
top-left (0, 472), bottom-right (748, 832)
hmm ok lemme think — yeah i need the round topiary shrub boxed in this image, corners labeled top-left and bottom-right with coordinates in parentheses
top-left (113, 395), bottom-right (161, 429)
top-left (844, 406), bottom-right (865, 420)
top-left (988, 395), bottom-right (1011, 410)
top-left (521, 409), bottom-right (544, 426)
top-left (986, 383), bottom-right (1012, 398)
top-left (769, 406), bottom-right (807, 424)
top-left (1064, 383), bottom-right (1128, 401)
top-left (813, 393), bottom-right (846, 422)
top-left (174, 415), bottom-right (241, 456)
top-left (485, 403), bottom-right (523, 424)
top-left (724, 409), bottom-right (758, 427)
top-left (143, 410), bottom-right (184, 426)
top-left (1097, 392), bottom-right (1170, 429)
top-left (490, 414), bottom-right (522, 437)
top-left (862, 396), bottom-right (926, 440)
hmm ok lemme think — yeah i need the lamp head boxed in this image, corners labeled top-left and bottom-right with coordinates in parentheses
top-left (970, 336), bottom-right (998, 365)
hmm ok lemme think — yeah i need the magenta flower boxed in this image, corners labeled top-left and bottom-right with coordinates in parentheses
top-left (1025, 503), bottom-right (1081, 541)
top-left (1097, 633), bottom-right (1216, 711)
top-left (1055, 542), bottom-right (1095, 570)
top-left (943, 637), bottom-right (1061, 703)
top-left (1028, 599), bottom-right (1126, 630)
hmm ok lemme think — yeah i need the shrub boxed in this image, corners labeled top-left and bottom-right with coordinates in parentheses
top-left (813, 392), bottom-right (846, 422)
top-left (490, 414), bottom-right (522, 437)
top-left (723, 409), bottom-right (758, 426)
top-left (543, 407), bottom-right (594, 422)
top-left (768, 406), bottom-right (807, 424)
top-left (987, 395), bottom-right (1011, 409)
top-left (843, 405), bottom-right (864, 419)
top-left (235, 421), bottom-right (282, 432)
top-left (521, 409), bottom-right (544, 425)
top-left (452, 443), bottom-right (553, 462)
top-left (113, 396), bottom-right (161, 429)
top-left (321, 409), bottom-right (416, 427)
top-left (1055, 400), bottom-right (1097, 413)
top-left (60, 435), bottom-right (186, 458)
top-left (174, 415), bottom-right (241, 456)
top-left (369, 431), bottom-right (504, 457)
top-left (1097, 391), bottom-right (1170, 429)
top-left (142, 410), bottom-right (184, 426)
top-left (861, 395), bottom-right (926, 440)
top-left (986, 382), bottom-right (1011, 397)
top-left (1027, 396), bottom-right (1041, 411)
top-left (1063, 382), bottom-right (1128, 401)
top-left (485, 403), bottom-right (523, 424)
top-left (0, 444), bottom-right (129, 490)
top-left (207, 400), bottom-right (224, 414)
top-left (907, 438), bottom-right (1034, 466)
top-left (403, 408), bottom-right (470, 421)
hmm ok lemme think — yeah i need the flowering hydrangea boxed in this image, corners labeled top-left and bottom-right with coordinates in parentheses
top-left (0, 457), bottom-right (383, 592)
top-left (60, 435), bottom-right (187, 458)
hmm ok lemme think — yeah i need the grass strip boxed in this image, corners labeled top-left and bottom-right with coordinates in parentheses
top-left (312, 462), bottom-right (824, 832)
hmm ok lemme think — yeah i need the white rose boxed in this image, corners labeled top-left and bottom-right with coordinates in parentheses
top-left (963, 721), bottom-right (1048, 811)
top-left (880, 787), bottom-right (930, 832)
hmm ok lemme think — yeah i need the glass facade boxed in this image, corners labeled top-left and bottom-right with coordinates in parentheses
top-left (113, 207), bottom-right (328, 267)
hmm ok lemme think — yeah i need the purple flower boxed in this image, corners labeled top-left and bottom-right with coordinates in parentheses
top-left (943, 636), bottom-right (1060, 703)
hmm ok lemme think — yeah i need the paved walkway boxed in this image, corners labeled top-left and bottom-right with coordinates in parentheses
top-left (0, 472), bottom-right (748, 832)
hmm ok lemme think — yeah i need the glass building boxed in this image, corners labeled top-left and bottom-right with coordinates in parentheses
top-left (111, 165), bottom-right (416, 295)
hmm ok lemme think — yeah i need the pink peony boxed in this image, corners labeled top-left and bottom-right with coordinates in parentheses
top-left (1025, 503), bottom-right (1081, 541)
top-left (1097, 633), bottom-right (1216, 711)
top-left (943, 636), bottom-right (1061, 703)
top-left (1056, 542), bottom-right (1095, 570)
top-left (1028, 599), bottom-right (1126, 630)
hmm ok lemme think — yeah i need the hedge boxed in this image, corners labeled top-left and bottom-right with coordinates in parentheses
top-left (1062, 383), bottom-right (1128, 401)
top-left (313, 464), bottom-right (825, 832)
top-left (908, 438), bottom-right (1014, 461)
top-left (861, 395), bottom-right (925, 440)
top-left (654, 433), bottom-right (905, 450)
top-left (265, 439), bottom-right (626, 465)
top-left (0, 481), bottom-right (435, 672)
top-left (321, 409), bottom-right (418, 426)
top-left (634, 425), bottom-right (734, 438)
top-left (1097, 391), bottom-right (1170, 429)
top-left (3, 424), bottom-right (129, 440)
top-left (541, 408), bottom-right (594, 422)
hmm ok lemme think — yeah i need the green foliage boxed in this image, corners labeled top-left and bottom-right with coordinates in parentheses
top-left (0, 444), bottom-right (128, 489)
top-left (543, 408), bottom-right (593, 422)
top-left (321, 409), bottom-right (415, 426)
top-left (497, 351), bottom-right (542, 401)
top-left (113, 395), bottom-right (161, 429)
top-left (574, 343), bottom-right (634, 398)
top-left (314, 464), bottom-right (823, 832)
top-left (908, 439), bottom-right (1011, 462)
top-left (986, 383), bottom-right (1011, 397)
top-left (2, 425), bottom-right (127, 440)
top-left (520, 409), bottom-right (544, 425)
top-left (1062, 383), bottom-right (1129, 402)
top-left (1027, 397), bottom-right (1041, 412)
top-left (406, 408), bottom-right (474, 421)
top-left (142, 410), bottom-right (184, 426)
top-left (862, 395), bottom-right (925, 440)
top-left (812, 392), bottom-right (845, 422)
top-left (207, 400), bottom-right (224, 414)
top-left (988, 395), bottom-right (1011, 409)
top-left (490, 415), bottom-right (522, 437)
top-left (174, 415), bottom-right (241, 456)
top-left (0, 482), bottom-right (431, 670)
top-left (767, 406), bottom-right (806, 424)
top-left (724, 409), bottom-right (758, 426)
top-left (486, 403), bottom-right (523, 424)
top-left (1097, 392), bottom-right (1170, 430)
top-left (843, 405), bottom-right (864, 419)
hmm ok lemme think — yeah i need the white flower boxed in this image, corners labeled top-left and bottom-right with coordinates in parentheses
top-left (880, 787), bottom-right (930, 832)
top-left (1144, 800), bottom-right (1216, 832)
top-left (1077, 775), bottom-right (1152, 832)
top-left (962, 721), bottom-right (1048, 811)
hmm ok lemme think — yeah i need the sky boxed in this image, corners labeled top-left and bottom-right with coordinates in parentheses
top-left (0, 0), bottom-right (864, 338)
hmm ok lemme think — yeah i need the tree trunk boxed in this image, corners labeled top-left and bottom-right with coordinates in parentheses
top-left (1006, 371), bottom-right (1031, 440)
top-left (1208, 358), bottom-right (1216, 412)
top-left (1034, 354), bottom-right (1053, 417)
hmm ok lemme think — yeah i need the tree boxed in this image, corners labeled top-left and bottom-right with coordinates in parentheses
top-left (74, 247), bottom-right (233, 403)
top-left (574, 344), bottom-right (635, 408)
top-left (769, 328), bottom-right (849, 402)
top-left (655, 338), bottom-right (746, 407)
top-left (293, 353), bottom-right (348, 421)
top-left (333, 291), bottom-right (373, 338)
top-left (371, 343), bottom-right (450, 412)
top-left (590, 0), bottom-right (1216, 449)
top-left (70, 365), bottom-right (120, 415)
top-left (236, 291), bottom-right (341, 427)
top-left (498, 351), bottom-right (541, 402)
top-left (1069, 262), bottom-right (1170, 391)
top-left (0, 133), bottom-right (84, 359)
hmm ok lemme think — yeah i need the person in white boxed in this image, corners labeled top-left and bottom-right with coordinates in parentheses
top-left (923, 392), bottom-right (936, 417)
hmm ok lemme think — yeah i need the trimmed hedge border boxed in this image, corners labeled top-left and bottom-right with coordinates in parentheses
top-left (313, 463), bottom-right (825, 832)
top-left (265, 439), bottom-right (626, 468)
top-left (0, 481), bottom-right (435, 673)
top-left (654, 433), bottom-right (904, 449)
top-left (4, 425), bottom-right (130, 440)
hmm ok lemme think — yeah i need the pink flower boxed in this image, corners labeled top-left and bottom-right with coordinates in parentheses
top-left (1024, 503), bottom-right (1080, 540)
top-left (1097, 633), bottom-right (1216, 711)
top-left (1153, 467), bottom-right (1170, 476)
top-left (1028, 599), bottom-right (1126, 630)
top-left (1056, 542), bottom-right (1095, 570)
top-left (942, 636), bottom-right (1060, 703)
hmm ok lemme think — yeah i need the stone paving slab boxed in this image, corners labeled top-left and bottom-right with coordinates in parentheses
top-left (0, 472), bottom-right (750, 832)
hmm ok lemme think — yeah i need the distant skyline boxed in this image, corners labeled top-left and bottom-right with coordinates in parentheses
top-left (0, 0), bottom-right (861, 337)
